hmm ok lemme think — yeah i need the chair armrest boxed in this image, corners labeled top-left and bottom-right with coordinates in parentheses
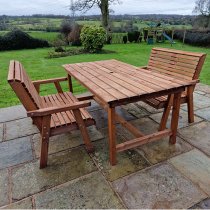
top-left (27, 101), bottom-right (91, 117)
top-left (33, 77), bottom-right (67, 85)
top-left (138, 66), bottom-right (149, 70)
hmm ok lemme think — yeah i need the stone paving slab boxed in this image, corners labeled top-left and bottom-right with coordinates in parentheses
top-left (136, 101), bottom-right (163, 114)
top-left (0, 105), bottom-right (26, 123)
top-left (90, 107), bottom-right (136, 129)
top-left (194, 90), bottom-right (206, 95)
top-left (121, 103), bottom-right (150, 118)
top-left (169, 149), bottom-right (210, 196)
top-left (181, 93), bottom-right (210, 112)
top-left (112, 163), bottom-right (206, 209)
top-left (86, 100), bottom-right (102, 112)
top-left (0, 124), bottom-right (3, 142)
top-left (0, 136), bottom-right (33, 169)
top-left (128, 117), bottom-right (159, 137)
top-left (32, 126), bottom-right (103, 158)
top-left (150, 109), bottom-right (203, 129)
top-left (193, 93), bottom-right (210, 109)
top-left (195, 83), bottom-right (210, 95)
top-left (1, 197), bottom-right (33, 209)
top-left (190, 198), bottom-right (210, 209)
top-left (34, 171), bottom-right (124, 209)
top-left (137, 136), bottom-right (192, 164)
top-left (4, 118), bottom-right (39, 141)
top-left (92, 132), bottom-right (150, 181)
top-left (0, 169), bottom-right (9, 207)
top-left (178, 121), bottom-right (210, 156)
top-left (195, 107), bottom-right (210, 121)
top-left (11, 147), bottom-right (97, 201)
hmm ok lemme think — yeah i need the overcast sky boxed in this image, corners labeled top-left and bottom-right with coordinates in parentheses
top-left (0, 0), bottom-right (196, 16)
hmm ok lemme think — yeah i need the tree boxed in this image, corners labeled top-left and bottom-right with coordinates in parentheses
top-left (74, 0), bottom-right (120, 30)
top-left (194, 0), bottom-right (210, 16)
top-left (193, 0), bottom-right (210, 28)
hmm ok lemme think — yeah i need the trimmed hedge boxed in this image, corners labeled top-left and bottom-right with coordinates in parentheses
top-left (174, 30), bottom-right (210, 47)
top-left (0, 29), bottom-right (49, 51)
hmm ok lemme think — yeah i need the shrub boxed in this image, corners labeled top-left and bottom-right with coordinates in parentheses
top-left (68, 23), bottom-right (82, 46)
top-left (60, 20), bottom-right (73, 39)
top-left (47, 48), bottom-right (86, 59)
top-left (0, 29), bottom-right (49, 51)
top-left (80, 25), bottom-right (106, 53)
top-left (174, 30), bottom-right (210, 47)
top-left (128, 31), bottom-right (140, 43)
top-left (123, 35), bottom-right (128, 44)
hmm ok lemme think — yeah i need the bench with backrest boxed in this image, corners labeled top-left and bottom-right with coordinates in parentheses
top-left (140, 47), bottom-right (206, 130)
top-left (8, 60), bottom-right (95, 168)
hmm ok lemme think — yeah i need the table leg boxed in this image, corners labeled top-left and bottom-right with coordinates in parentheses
top-left (170, 92), bottom-right (181, 144)
top-left (108, 107), bottom-right (116, 165)
top-left (68, 74), bottom-right (73, 93)
top-left (159, 94), bottom-right (174, 131)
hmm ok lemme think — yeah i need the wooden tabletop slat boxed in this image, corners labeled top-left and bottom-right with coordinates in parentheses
top-left (92, 62), bottom-right (158, 93)
top-left (63, 59), bottom-right (193, 106)
top-left (107, 61), bottom-right (184, 89)
top-left (80, 63), bottom-right (140, 97)
top-left (96, 61), bottom-right (183, 92)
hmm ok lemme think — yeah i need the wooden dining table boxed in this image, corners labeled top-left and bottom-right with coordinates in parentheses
top-left (63, 59), bottom-right (196, 166)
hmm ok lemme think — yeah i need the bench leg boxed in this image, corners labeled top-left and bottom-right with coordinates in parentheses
top-left (40, 115), bottom-right (51, 169)
top-left (170, 92), bottom-right (181, 144)
top-left (108, 107), bottom-right (117, 166)
top-left (159, 94), bottom-right (174, 131)
top-left (187, 87), bottom-right (194, 123)
top-left (72, 109), bottom-right (94, 153)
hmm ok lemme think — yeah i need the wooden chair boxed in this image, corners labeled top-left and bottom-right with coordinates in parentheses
top-left (140, 48), bottom-right (206, 130)
top-left (8, 60), bottom-right (95, 169)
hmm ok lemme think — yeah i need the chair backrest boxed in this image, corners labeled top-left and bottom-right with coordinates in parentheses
top-left (147, 48), bottom-right (206, 81)
top-left (8, 60), bottom-right (43, 111)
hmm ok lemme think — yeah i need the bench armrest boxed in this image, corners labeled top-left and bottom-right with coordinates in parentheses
top-left (189, 79), bottom-right (199, 85)
top-left (27, 101), bottom-right (91, 117)
top-left (33, 77), bottom-right (67, 85)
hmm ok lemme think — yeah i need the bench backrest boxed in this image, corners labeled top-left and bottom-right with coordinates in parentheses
top-left (147, 48), bottom-right (206, 81)
top-left (8, 60), bottom-right (43, 111)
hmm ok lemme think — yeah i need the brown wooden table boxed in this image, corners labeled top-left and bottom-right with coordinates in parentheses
top-left (63, 59), bottom-right (196, 165)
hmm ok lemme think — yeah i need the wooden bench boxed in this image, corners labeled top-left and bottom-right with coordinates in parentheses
top-left (140, 48), bottom-right (206, 130)
top-left (8, 60), bottom-right (95, 169)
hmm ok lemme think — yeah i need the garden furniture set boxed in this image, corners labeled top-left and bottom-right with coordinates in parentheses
top-left (8, 48), bottom-right (206, 168)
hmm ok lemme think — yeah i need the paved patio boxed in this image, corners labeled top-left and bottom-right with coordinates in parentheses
top-left (0, 83), bottom-right (210, 209)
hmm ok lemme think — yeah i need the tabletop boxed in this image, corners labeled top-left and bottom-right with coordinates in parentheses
top-left (63, 59), bottom-right (195, 107)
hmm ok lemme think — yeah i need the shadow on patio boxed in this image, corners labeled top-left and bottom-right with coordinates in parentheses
top-left (0, 83), bottom-right (210, 209)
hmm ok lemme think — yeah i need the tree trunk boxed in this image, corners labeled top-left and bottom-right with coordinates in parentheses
top-left (100, 0), bottom-right (109, 31)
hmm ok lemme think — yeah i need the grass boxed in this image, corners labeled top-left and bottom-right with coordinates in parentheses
top-left (27, 31), bottom-right (59, 42)
top-left (0, 41), bottom-right (209, 108)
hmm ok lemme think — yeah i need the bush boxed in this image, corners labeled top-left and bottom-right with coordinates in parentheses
top-left (0, 29), bottom-right (49, 51)
top-left (68, 23), bottom-right (82, 46)
top-left (128, 31), bottom-right (140, 43)
top-left (174, 30), bottom-right (210, 47)
top-left (123, 35), bottom-right (128, 44)
top-left (80, 25), bottom-right (106, 53)
top-left (47, 48), bottom-right (86, 59)
top-left (60, 20), bottom-right (73, 40)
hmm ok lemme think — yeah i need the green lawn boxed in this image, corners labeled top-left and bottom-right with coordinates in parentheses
top-left (27, 31), bottom-right (59, 42)
top-left (0, 42), bottom-right (209, 108)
